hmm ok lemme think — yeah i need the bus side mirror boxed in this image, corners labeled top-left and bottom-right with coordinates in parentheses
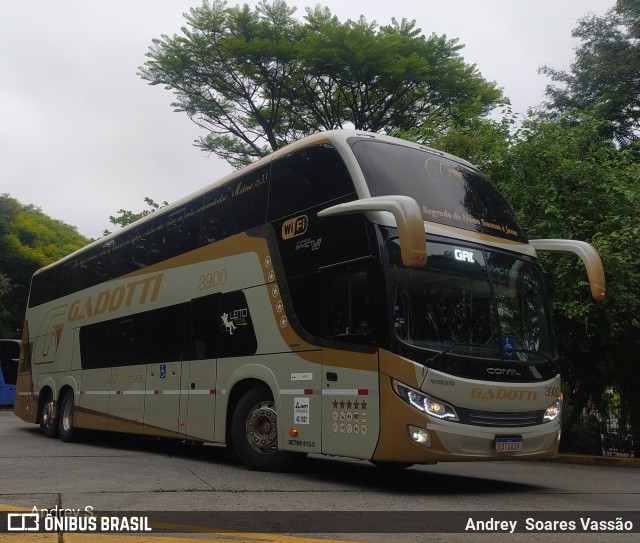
top-left (530, 239), bottom-right (606, 301)
top-left (317, 195), bottom-right (427, 267)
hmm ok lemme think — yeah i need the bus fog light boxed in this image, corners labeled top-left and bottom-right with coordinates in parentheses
top-left (408, 426), bottom-right (431, 446)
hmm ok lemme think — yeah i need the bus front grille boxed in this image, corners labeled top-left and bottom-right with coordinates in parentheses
top-left (456, 407), bottom-right (544, 427)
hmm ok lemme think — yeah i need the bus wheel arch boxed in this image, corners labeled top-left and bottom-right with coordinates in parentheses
top-left (38, 387), bottom-right (58, 439)
top-left (58, 386), bottom-right (77, 442)
top-left (228, 381), bottom-right (300, 471)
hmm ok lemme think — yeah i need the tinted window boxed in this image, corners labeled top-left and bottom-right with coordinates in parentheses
top-left (79, 290), bottom-right (258, 368)
top-left (190, 294), bottom-right (219, 360)
top-left (351, 139), bottom-right (526, 243)
top-left (268, 145), bottom-right (355, 221)
top-left (0, 340), bottom-right (19, 385)
top-left (80, 304), bottom-right (188, 369)
top-left (30, 165), bottom-right (271, 309)
top-left (200, 166), bottom-right (269, 246)
top-left (218, 290), bottom-right (257, 357)
top-left (287, 264), bottom-right (380, 346)
top-left (387, 239), bottom-right (554, 360)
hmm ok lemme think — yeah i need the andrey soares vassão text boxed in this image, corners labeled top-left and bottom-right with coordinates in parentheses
top-left (465, 516), bottom-right (635, 534)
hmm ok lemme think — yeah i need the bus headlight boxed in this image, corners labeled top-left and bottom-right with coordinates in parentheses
top-left (392, 379), bottom-right (458, 422)
top-left (543, 400), bottom-right (562, 422)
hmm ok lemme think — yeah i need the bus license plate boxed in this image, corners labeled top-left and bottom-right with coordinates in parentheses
top-left (495, 436), bottom-right (523, 452)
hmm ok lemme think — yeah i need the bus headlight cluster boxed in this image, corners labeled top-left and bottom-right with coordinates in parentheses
top-left (392, 379), bottom-right (458, 422)
top-left (543, 400), bottom-right (562, 422)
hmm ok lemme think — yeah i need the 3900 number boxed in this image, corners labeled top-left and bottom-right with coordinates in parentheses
top-left (198, 268), bottom-right (228, 290)
top-left (545, 386), bottom-right (561, 398)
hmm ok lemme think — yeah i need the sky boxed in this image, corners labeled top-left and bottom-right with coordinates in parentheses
top-left (1, 0), bottom-right (614, 240)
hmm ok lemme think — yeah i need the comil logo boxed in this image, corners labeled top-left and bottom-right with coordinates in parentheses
top-left (282, 215), bottom-right (308, 240)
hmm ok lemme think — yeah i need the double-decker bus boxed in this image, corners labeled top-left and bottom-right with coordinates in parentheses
top-left (14, 130), bottom-right (605, 470)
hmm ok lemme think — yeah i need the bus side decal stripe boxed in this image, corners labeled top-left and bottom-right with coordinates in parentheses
top-left (78, 389), bottom-right (217, 395)
top-left (320, 389), bottom-right (375, 396)
top-left (280, 388), bottom-right (316, 395)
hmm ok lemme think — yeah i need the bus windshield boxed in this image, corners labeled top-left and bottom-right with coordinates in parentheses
top-left (350, 138), bottom-right (526, 243)
top-left (387, 239), bottom-right (555, 361)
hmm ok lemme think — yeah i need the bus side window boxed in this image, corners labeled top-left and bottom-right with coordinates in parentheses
top-left (0, 340), bottom-right (19, 386)
top-left (268, 145), bottom-right (355, 221)
top-left (217, 291), bottom-right (258, 358)
top-left (288, 268), bottom-right (378, 346)
top-left (328, 271), bottom-right (375, 340)
top-left (190, 294), bottom-right (219, 360)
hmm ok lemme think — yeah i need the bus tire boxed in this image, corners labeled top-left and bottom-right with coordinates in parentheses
top-left (231, 385), bottom-right (300, 472)
top-left (58, 390), bottom-right (77, 443)
top-left (39, 391), bottom-right (59, 439)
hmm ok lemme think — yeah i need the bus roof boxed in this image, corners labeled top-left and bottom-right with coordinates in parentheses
top-left (34, 130), bottom-right (478, 276)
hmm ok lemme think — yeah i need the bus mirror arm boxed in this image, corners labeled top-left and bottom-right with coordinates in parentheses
top-left (530, 239), bottom-right (606, 301)
top-left (318, 196), bottom-right (427, 267)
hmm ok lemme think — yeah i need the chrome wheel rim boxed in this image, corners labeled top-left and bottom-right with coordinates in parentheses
top-left (246, 401), bottom-right (278, 455)
top-left (42, 400), bottom-right (55, 430)
top-left (62, 398), bottom-right (73, 433)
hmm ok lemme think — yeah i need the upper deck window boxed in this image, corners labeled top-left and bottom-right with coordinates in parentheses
top-left (350, 138), bottom-right (526, 243)
top-left (268, 145), bottom-right (355, 221)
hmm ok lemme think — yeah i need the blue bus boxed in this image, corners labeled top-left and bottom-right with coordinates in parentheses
top-left (0, 339), bottom-right (20, 406)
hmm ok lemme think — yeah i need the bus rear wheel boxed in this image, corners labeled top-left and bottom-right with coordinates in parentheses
top-left (58, 390), bottom-right (77, 442)
top-left (231, 385), bottom-right (300, 471)
top-left (39, 392), bottom-right (59, 439)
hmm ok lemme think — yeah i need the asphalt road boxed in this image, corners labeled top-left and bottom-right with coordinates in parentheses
top-left (0, 409), bottom-right (638, 543)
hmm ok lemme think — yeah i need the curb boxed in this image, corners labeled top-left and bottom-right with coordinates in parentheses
top-left (545, 454), bottom-right (639, 468)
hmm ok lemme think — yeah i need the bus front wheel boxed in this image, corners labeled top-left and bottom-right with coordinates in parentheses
top-left (58, 390), bottom-right (77, 442)
top-left (231, 385), bottom-right (300, 472)
top-left (39, 392), bottom-right (59, 439)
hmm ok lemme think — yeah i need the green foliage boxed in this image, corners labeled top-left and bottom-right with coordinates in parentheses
top-left (485, 113), bottom-right (639, 449)
top-left (398, 107), bottom-right (517, 173)
top-left (540, 0), bottom-right (640, 146)
top-left (139, 0), bottom-right (504, 168)
top-left (0, 194), bottom-right (88, 337)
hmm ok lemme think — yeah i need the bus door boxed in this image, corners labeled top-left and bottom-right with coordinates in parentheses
top-left (317, 268), bottom-right (381, 459)
top-left (105, 317), bottom-right (147, 433)
top-left (144, 361), bottom-right (181, 436)
top-left (181, 293), bottom-right (219, 441)
top-left (142, 305), bottom-right (188, 436)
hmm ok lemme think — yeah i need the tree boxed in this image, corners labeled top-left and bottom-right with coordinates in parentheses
top-left (540, 0), bottom-right (640, 146)
top-left (139, 0), bottom-right (504, 168)
top-left (0, 194), bottom-right (88, 337)
top-left (485, 113), bottom-right (640, 451)
top-left (397, 107), bottom-right (517, 174)
top-left (104, 197), bottom-right (168, 235)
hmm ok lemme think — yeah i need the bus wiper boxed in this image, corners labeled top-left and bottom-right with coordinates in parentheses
top-left (426, 342), bottom-right (473, 365)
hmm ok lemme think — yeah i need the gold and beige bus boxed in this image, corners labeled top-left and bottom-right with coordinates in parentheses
top-left (14, 130), bottom-right (605, 471)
